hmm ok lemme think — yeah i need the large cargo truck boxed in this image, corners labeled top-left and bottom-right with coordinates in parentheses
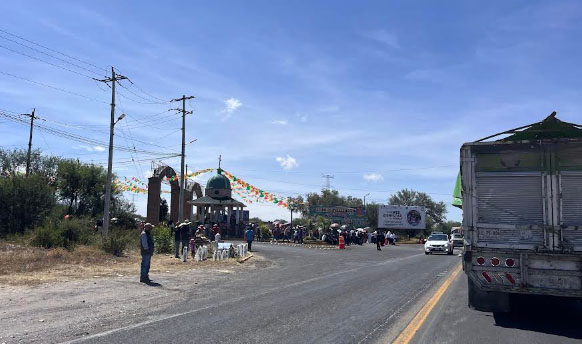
top-left (460, 113), bottom-right (582, 311)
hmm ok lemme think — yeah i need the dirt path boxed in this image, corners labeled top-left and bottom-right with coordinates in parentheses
top-left (0, 252), bottom-right (270, 344)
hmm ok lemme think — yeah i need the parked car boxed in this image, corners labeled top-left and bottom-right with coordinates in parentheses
top-left (450, 233), bottom-right (464, 248)
top-left (424, 233), bottom-right (453, 255)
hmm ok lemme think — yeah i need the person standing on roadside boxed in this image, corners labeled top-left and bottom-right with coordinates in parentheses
top-left (140, 223), bottom-right (155, 283)
top-left (376, 230), bottom-right (383, 251)
top-left (173, 222), bottom-right (181, 258)
top-left (180, 220), bottom-right (191, 258)
top-left (245, 225), bottom-right (254, 252)
top-left (171, 223), bottom-right (180, 258)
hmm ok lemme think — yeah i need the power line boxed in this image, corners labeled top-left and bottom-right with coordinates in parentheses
top-left (125, 78), bottom-right (169, 103)
top-left (0, 33), bottom-right (103, 77)
top-left (0, 43), bottom-right (96, 79)
top-left (0, 111), bottom-right (174, 155)
top-left (118, 81), bottom-right (169, 104)
top-left (0, 70), bottom-right (108, 104)
top-left (0, 28), bottom-right (103, 71)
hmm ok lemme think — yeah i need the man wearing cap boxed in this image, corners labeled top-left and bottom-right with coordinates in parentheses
top-left (173, 221), bottom-right (181, 258)
top-left (245, 225), bottom-right (254, 252)
top-left (179, 220), bottom-right (191, 259)
top-left (140, 223), bottom-right (155, 283)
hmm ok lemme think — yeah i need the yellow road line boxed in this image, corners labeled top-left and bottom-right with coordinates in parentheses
top-left (392, 263), bottom-right (462, 344)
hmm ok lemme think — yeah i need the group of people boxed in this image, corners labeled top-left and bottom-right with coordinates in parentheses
top-left (168, 220), bottom-right (225, 259)
top-left (138, 220), bottom-right (257, 284)
top-left (339, 230), bottom-right (367, 246)
top-left (372, 231), bottom-right (397, 251)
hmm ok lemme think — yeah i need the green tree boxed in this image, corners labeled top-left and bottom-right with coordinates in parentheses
top-left (0, 148), bottom-right (61, 178)
top-left (0, 174), bottom-right (57, 235)
top-left (389, 189), bottom-right (447, 238)
top-left (365, 203), bottom-right (379, 229)
top-left (159, 198), bottom-right (169, 222)
top-left (57, 160), bottom-right (107, 216)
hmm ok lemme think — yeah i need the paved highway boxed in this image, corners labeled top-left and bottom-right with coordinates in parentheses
top-left (410, 267), bottom-right (582, 344)
top-left (66, 243), bottom-right (459, 344)
top-left (7, 242), bottom-right (578, 343)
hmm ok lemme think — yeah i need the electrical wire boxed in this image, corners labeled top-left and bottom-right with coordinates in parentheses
top-left (0, 43), bottom-right (96, 79)
top-left (0, 70), bottom-right (108, 104)
top-left (0, 111), bottom-right (175, 155)
top-left (0, 28), bottom-right (103, 71)
top-left (0, 33), bottom-right (104, 77)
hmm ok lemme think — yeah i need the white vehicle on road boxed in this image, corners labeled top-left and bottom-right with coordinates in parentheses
top-left (424, 233), bottom-right (453, 255)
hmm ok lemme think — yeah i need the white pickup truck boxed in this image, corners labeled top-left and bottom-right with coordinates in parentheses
top-left (460, 112), bottom-right (582, 312)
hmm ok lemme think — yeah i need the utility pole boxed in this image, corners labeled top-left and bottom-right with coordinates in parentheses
top-left (95, 67), bottom-right (127, 237)
top-left (171, 95), bottom-right (194, 222)
top-left (22, 108), bottom-right (43, 176)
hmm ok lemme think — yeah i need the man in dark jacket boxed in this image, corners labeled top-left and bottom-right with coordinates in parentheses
top-left (173, 221), bottom-right (181, 258)
top-left (245, 226), bottom-right (254, 252)
top-left (376, 231), bottom-right (384, 251)
top-left (140, 223), bottom-right (155, 283)
top-left (179, 221), bottom-right (191, 258)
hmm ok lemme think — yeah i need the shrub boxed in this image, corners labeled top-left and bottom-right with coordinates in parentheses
top-left (259, 224), bottom-right (271, 240)
top-left (152, 225), bottom-right (174, 254)
top-left (0, 174), bottom-right (57, 236)
top-left (31, 225), bottom-right (61, 249)
top-left (101, 229), bottom-right (134, 257)
top-left (30, 217), bottom-right (95, 250)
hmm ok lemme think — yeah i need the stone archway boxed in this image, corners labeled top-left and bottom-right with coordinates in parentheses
top-left (146, 165), bottom-right (202, 225)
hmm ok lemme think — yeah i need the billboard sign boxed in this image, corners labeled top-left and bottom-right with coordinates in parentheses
top-left (378, 205), bottom-right (426, 229)
top-left (309, 206), bottom-right (367, 227)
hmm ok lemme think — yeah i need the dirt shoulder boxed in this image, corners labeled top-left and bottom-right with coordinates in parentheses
top-left (0, 241), bottom-right (249, 285)
top-left (0, 242), bottom-right (270, 344)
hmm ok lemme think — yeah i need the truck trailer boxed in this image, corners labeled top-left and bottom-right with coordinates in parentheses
top-left (460, 112), bottom-right (582, 311)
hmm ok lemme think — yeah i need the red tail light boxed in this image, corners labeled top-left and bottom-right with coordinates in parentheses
top-left (476, 257), bottom-right (485, 265)
top-left (505, 258), bottom-right (515, 267)
top-left (491, 257), bottom-right (500, 266)
top-left (482, 271), bottom-right (492, 283)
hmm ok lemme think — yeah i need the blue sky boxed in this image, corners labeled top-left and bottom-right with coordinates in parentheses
top-left (1, 1), bottom-right (581, 221)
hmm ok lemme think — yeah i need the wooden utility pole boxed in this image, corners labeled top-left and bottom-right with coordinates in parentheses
top-left (95, 67), bottom-right (127, 237)
top-left (24, 108), bottom-right (37, 176)
top-left (171, 95), bottom-right (194, 222)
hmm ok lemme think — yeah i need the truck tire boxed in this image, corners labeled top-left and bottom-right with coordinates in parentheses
top-left (467, 277), bottom-right (510, 312)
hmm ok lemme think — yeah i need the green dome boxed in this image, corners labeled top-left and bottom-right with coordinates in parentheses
top-left (206, 173), bottom-right (231, 190)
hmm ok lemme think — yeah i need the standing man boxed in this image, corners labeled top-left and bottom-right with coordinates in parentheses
top-left (173, 222), bottom-right (181, 258)
top-left (245, 225), bottom-right (254, 252)
top-left (140, 223), bottom-right (155, 283)
top-left (180, 220), bottom-right (191, 259)
top-left (376, 230), bottom-right (383, 251)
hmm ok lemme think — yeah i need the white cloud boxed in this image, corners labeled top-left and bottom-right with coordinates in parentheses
top-left (363, 173), bottom-right (384, 182)
top-left (76, 145), bottom-right (105, 152)
top-left (224, 97), bottom-right (242, 113)
top-left (296, 113), bottom-right (308, 122)
top-left (276, 154), bottom-right (299, 170)
top-left (271, 120), bottom-right (288, 125)
top-left (365, 30), bottom-right (400, 49)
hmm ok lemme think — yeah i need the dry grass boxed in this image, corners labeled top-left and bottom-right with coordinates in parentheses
top-left (0, 241), bottom-right (240, 285)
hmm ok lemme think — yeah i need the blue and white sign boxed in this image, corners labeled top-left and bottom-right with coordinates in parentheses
top-left (378, 205), bottom-right (426, 229)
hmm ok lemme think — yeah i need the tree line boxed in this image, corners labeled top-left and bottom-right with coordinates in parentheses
top-left (286, 188), bottom-right (459, 237)
top-left (0, 148), bottom-right (135, 237)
